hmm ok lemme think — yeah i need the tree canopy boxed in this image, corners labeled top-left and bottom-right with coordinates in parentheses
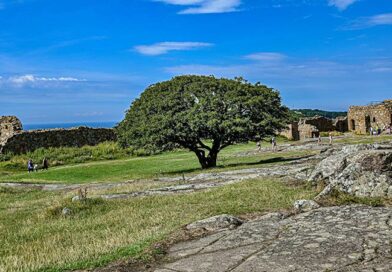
top-left (116, 75), bottom-right (288, 169)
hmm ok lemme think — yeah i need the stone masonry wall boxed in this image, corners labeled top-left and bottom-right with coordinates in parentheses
top-left (298, 116), bottom-right (336, 132)
top-left (281, 115), bottom-right (348, 141)
top-left (0, 127), bottom-right (117, 154)
top-left (333, 116), bottom-right (348, 133)
top-left (0, 116), bottom-right (23, 146)
top-left (279, 122), bottom-right (300, 140)
top-left (348, 100), bottom-right (392, 134)
top-left (298, 124), bottom-right (319, 139)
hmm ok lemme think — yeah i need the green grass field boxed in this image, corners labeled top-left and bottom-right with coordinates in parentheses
top-left (2, 134), bottom-right (391, 184)
top-left (0, 139), bottom-right (310, 184)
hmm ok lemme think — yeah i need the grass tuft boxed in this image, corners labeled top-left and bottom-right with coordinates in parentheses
top-left (45, 198), bottom-right (107, 219)
top-left (319, 189), bottom-right (385, 207)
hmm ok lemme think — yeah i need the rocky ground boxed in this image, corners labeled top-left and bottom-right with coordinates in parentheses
top-left (91, 140), bottom-right (392, 272)
top-left (153, 205), bottom-right (392, 272)
top-left (310, 143), bottom-right (392, 198)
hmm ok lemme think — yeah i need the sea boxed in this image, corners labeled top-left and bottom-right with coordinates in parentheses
top-left (23, 121), bottom-right (117, 131)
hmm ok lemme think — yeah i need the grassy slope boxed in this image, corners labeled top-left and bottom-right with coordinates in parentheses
top-left (3, 134), bottom-right (392, 184)
top-left (0, 180), bottom-right (316, 272)
top-left (1, 140), bottom-right (315, 184)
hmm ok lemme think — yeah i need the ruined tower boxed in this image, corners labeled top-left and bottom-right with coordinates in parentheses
top-left (348, 100), bottom-right (392, 134)
top-left (0, 116), bottom-right (23, 146)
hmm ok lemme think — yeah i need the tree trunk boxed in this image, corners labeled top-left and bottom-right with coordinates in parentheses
top-left (194, 149), bottom-right (218, 169)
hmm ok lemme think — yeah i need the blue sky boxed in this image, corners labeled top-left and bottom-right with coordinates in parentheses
top-left (0, 0), bottom-right (391, 124)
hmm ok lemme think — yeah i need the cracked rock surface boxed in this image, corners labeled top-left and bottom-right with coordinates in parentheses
top-left (310, 142), bottom-right (392, 198)
top-left (156, 205), bottom-right (392, 272)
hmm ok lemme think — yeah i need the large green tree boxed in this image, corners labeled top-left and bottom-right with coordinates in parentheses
top-left (117, 75), bottom-right (288, 169)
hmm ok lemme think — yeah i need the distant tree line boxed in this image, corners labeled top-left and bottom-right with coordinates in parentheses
top-left (289, 109), bottom-right (347, 121)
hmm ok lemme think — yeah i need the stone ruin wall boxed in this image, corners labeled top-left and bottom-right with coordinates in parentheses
top-left (348, 102), bottom-right (392, 134)
top-left (280, 116), bottom-right (348, 141)
top-left (298, 124), bottom-right (319, 140)
top-left (333, 116), bottom-right (349, 133)
top-left (0, 116), bottom-right (23, 146)
top-left (299, 116), bottom-right (336, 132)
top-left (279, 122), bottom-right (299, 140)
top-left (0, 116), bottom-right (117, 154)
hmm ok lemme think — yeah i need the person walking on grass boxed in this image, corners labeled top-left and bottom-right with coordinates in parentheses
top-left (27, 159), bottom-right (34, 173)
top-left (42, 157), bottom-right (49, 170)
top-left (256, 141), bottom-right (262, 151)
top-left (271, 136), bottom-right (277, 152)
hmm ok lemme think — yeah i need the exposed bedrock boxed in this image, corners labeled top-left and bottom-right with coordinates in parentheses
top-left (309, 142), bottom-right (392, 198)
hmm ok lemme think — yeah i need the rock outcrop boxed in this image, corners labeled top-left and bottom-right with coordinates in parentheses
top-left (293, 199), bottom-right (320, 212)
top-left (309, 143), bottom-right (392, 198)
top-left (157, 205), bottom-right (392, 272)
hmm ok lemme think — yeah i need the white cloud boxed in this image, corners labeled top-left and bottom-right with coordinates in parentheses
top-left (367, 13), bottom-right (392, 26)
top-left (245, 52), bottom-right (286, 62)
top-left (345, 13), bottom-right (392, 29)
top-left (6, 74), bottom-right (85, 86)
top-left (328, 0), bottom-right (358, 11)
top-left (154, 0), bottom-right (241, 14)
top-left (134, 41), bottom-right (213, 56)
top-left (164, 54), bottom-right (392, 82)
top-left (164, 61), bottom-right (351, 79)
top-left (9, 74), bottom-right (36, 84)
top-left (367, 58), bottom-right (392, 73)
top-left (163, 58), bottom-right (392, 110)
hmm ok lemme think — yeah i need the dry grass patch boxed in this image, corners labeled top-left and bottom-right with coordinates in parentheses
top-left (0, 179), bottom-right (315, 272)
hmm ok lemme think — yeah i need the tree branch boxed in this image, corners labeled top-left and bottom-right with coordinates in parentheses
top-left (197, 139), bottom-right (211, 151)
